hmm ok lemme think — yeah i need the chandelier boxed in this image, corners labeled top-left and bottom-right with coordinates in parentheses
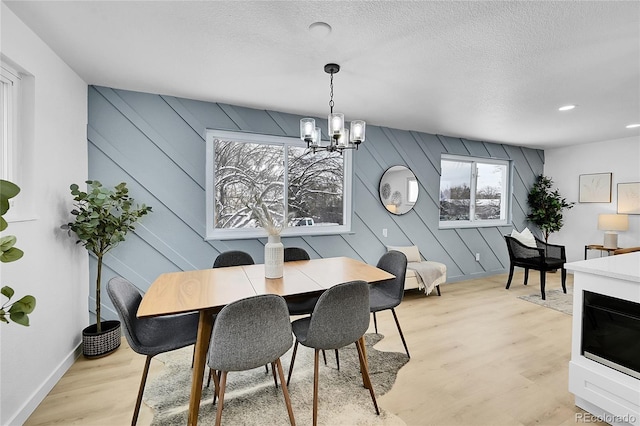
top-left (300, 63), bottom-right (366, 153)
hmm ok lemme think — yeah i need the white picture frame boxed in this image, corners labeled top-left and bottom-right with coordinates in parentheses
top-left (617, 182), bottom-right (640, 214)
top-left (579, 173), bottom-right (612, 203)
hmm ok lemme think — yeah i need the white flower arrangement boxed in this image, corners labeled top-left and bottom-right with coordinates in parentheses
top-left (251, 204), bottom-right (285, 236)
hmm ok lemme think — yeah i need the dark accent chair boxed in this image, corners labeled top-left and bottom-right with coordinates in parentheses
top-left (207, 294), bottom-right (295, 426)
top-left (212, 250), bottom-right (255, 268)
top-left (369, 250), bottom-right (410, 358)
top-left (106, 277), bottom-right (199, 425)
top-left (287, 280), bottom-right (379, 425)
top-left (504, 235), bottom-right (567, 300)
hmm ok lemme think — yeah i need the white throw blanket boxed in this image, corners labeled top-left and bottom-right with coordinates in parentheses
top-left (407, 261), bottom-right (447, 295)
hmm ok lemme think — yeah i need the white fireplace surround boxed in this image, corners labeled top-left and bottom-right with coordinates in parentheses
top-left (565, 253), bottom-right (640, 426)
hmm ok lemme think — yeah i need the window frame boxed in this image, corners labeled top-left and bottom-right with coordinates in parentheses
top-left (1, 64), bottom-right (19, 184)
top-left (407, 176), bottom-right (418, 204)
top-left (439, 154), bottom-right (511, 229)
top-left (205, 129), bottom-right (353, 240)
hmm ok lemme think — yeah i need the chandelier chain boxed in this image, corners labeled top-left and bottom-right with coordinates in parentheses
top-left (329, 72), bottom-right (334, 113)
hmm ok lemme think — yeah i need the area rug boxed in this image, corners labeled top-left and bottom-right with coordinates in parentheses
top-left (518, 288), bottom-right (573, 315)
top-left (145, 333), bottom-right (409, 425)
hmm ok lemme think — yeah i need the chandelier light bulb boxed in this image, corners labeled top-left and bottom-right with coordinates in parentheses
top-left (304, 121), bottom-right (313, 135)
top-left (350, 120), bottom-right (366, 144)
top-left (300, 118), bottom-right (316, 142)
top-left (337, 129), bottom-right (349, 148)
top-left (329, 113), bottom-right (344, 136)
top-left (313, 127), bottom-right (321, 146)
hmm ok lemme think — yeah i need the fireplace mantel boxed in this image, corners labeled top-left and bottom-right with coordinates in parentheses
top-left (565, 252), bottom-right (640, 426)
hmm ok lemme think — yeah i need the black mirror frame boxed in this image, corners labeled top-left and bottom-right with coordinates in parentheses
top-left (379, 165), bottom-right (419, 215)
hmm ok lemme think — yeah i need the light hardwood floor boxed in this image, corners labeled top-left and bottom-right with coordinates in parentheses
top-left (25, 271), bottom-right (602, 425)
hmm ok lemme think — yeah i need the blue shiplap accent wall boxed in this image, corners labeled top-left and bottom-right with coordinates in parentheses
top-left (87, 85), bottom-right (543, 318)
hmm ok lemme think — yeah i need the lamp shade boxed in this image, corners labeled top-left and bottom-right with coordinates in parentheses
top-left (597, 214), bottom-right (629, 231)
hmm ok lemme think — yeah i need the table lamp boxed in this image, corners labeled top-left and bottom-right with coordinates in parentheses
top-left (598, 214), bottom-right (628, 249)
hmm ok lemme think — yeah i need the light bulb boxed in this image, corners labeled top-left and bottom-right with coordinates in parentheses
top-left (352, 123), bottom-right (363, 138)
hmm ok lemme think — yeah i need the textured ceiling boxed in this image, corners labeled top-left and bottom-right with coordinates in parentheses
top-left (5, 0), bottom-right (640, 149)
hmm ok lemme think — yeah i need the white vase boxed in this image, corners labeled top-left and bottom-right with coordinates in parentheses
top-left (264, 235), bottom-right (284, 279)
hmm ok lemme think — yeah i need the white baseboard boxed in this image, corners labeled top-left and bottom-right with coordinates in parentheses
top-left (7, 343), bottom-right (82, 425)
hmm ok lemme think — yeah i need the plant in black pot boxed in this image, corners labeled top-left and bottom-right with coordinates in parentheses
top-left (63, 180), bottom-right (151, 358)
top-left (527, 174), bottom-right (574, 243)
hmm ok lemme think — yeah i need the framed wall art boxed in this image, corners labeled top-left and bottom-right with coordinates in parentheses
top-left (617, 182), bottom-right (640, 214)
top-left (579, 172), bottom-right (612, 203)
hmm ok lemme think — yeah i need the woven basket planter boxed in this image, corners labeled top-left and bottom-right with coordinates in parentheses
top-left (82, 320), bottom-right (121, 358)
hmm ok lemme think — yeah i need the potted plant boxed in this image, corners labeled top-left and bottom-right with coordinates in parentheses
top-left (527, 174), bottom-right (574, 243)
top-left (63, 180), bottom-right (151, 358)
top-left (0, 179), bottom-right (36, 326)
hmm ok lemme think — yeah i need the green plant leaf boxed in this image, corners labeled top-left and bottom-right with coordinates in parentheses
top-left (1, 286), bottom-right (15, 299)
top-left (0, 217), bottom-right (7, 232)
top-left (0, 179), bottom-right (20, 215)
top-left (10, 295), bottom-right (36, 314)
top-left (9, 310), bottom-right (29, 326)
top-left (0, 235), bottom-right (17, 251)
top-left (0, 311), bottom-right (8, 324)
top-left (0, 247), bottom-right (24, 263)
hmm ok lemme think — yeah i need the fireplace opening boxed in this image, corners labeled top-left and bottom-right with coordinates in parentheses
top-left (582, 291), bottom-right (640, 380)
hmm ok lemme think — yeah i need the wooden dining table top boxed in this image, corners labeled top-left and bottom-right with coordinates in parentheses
top-left (137, 256), bottom-right (395, 318)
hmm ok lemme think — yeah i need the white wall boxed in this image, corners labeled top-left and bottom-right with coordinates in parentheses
top-left (1, 4), bottom-right (88, 425)
top-left (545, 136), bottom-right (640, 262)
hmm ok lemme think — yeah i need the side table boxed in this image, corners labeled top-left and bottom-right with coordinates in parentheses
top-left (584, 244), bottom-right (618, 260)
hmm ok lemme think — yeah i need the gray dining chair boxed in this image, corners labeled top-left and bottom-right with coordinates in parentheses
top-left (106, 276), bottom-right (199, 426)
top-left (287, 280), bottom-right (379, 426)
top-left (370, 250), bottom-right (410, 358)
top-left (212, 250), bottom-right (255, 268)
top-left (210, 248), bottom-right (269, 379)
top-left (284, 247), bottom-right (311, 262)
top-left (207, 294), bottom-right (295, 426)
top-left (283, 247), bottom-right (337, 367)
top-left (283, 247), bottom-right (318, 315)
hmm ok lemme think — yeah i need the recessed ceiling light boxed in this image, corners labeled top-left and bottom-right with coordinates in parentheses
top-left (626, 123), bottom-right (640, 129)
top-left (308, 22), bottom-right (332, 38)
top-left (558, 105), bottom-right (576, 111)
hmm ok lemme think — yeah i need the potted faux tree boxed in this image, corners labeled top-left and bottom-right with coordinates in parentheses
top-left (1, 179), bottom-right (36, 326)
top-left (527, 174), bottom-right (574, 243)
top-left (63, 180), bottom-right (151, 358)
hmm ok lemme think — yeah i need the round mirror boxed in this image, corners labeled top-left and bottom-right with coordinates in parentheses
top-left (379, 166), bottom-right (419, 215)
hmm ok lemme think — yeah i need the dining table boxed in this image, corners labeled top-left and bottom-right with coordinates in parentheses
top-left (137, 256), bottom-right (395, 426)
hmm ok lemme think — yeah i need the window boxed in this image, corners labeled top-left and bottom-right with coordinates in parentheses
top-left (407, 176), bottom-right (418, 204)
top-left (1, 64), bottom-right (19, 182)
top-left (205, 130), bottom-right (352, 240)
top-left (439, 154), bottom-right (510, 227)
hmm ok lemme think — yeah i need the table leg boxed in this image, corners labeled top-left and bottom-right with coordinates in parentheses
top-left (188, 310), bottom-right (214, 426)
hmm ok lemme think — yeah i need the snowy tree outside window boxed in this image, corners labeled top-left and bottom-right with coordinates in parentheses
top-left (205, 130), bottom-right (352, 240)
